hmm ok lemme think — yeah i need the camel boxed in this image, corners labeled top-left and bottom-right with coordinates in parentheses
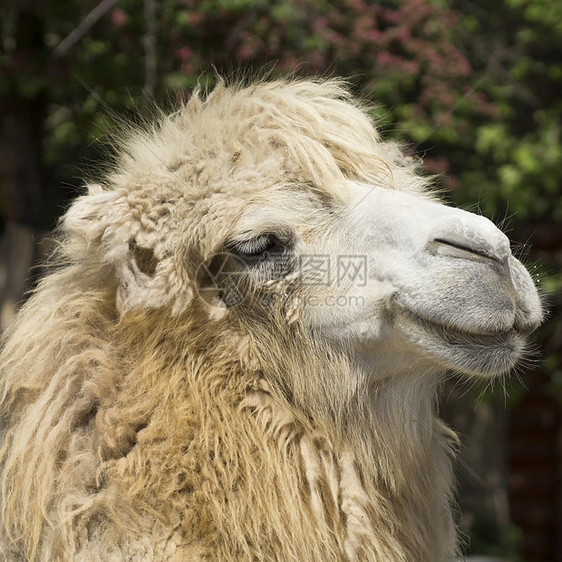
top-left (0, 79), bottom-right (543, 561)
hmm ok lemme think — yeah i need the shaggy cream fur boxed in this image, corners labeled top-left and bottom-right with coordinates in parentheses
top-left (0, 78), bottom-right (541, 561)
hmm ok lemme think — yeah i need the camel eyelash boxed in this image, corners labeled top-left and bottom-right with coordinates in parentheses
top-left (236, 234), bottom-right (278, 256)
top-left (229, 231), bottom-right (294, 261)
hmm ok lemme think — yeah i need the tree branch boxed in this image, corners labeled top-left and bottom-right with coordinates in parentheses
top-left (143, 0), bottom-right (157, 96)
top-left (54, 0), bottom-right (118, 58)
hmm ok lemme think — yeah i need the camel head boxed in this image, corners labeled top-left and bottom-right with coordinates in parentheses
top-left (62, 79), bottom-right (543, 399)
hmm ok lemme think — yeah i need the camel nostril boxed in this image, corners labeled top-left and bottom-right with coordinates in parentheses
top-left (428, 238), bottom-right (510, 264)
top-left (427, 215), bottom-right (512, 265)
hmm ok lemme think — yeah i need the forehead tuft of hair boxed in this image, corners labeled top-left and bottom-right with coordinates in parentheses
top-left (102, 77), bottom-right (423, 198)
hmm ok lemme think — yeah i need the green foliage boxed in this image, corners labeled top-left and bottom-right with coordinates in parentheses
top-left (446, 0), bottom-right (562, 221)
top-left (467, 507), bottom-right (524, 561)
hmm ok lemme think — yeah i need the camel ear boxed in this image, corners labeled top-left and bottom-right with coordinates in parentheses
top-left (128, 239), bottom-right (158, 277)
top-left (61, 186), bottom-right (144, 309)
top-left (62, 184), bottom-right (125, 254)
top-left (62, 185), bottom-right (194, 315)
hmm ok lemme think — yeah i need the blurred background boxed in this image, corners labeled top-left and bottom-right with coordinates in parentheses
top-left (0, 1), bottom-right (560, 560)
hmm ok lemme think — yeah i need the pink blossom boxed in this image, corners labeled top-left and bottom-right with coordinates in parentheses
top-left (176, 46), bottom-right (193, 61)
top-left (111, 8), bottom-right (128, 27)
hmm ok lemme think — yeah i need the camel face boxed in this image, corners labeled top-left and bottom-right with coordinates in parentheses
top-left (195, 179), bottom-right (542, 380)
top-left (304, 182), bottom-right (543, 378)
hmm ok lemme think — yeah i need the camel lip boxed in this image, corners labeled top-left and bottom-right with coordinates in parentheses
top-left (397, 307), bottom-right (521, 342)
top-left (395, 309), bottom-right (527, 377)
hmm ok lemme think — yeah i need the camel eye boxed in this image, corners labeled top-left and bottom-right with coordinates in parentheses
top-left (235, 234), bottom-right (284, 260)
